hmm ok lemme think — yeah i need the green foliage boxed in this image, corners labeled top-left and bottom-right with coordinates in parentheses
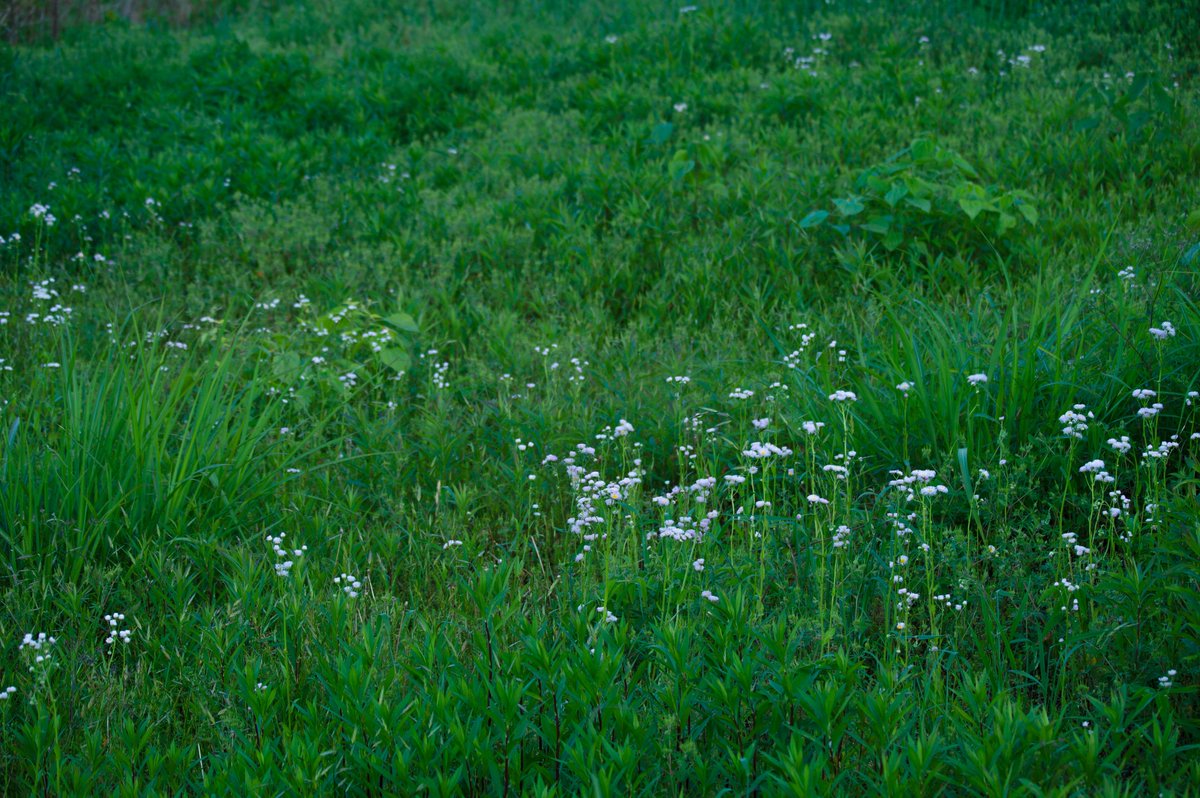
top-left (265, 299), bottom-right (418, 409)
top-left (0, 335), bottom-right (292, 582)
top-left (0, 0), bottom-right (1198, 795)
top-left (801, 138), bottom-right (1039, 261)
top-left (1072, 70), bottom-right (1181, 144)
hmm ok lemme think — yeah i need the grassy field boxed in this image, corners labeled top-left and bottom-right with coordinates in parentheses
top-left (1, 0), bottom-right (1199, 793)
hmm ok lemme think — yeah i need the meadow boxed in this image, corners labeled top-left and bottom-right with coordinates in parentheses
top-left (1, 0), bottom-right (1199, 794)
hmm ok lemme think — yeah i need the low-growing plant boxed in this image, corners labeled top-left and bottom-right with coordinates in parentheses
top-left (800, 137), bottom-right (1039, 262)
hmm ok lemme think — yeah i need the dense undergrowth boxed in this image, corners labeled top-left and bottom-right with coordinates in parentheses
top-left (1, 0), bottom-right (1199, 794)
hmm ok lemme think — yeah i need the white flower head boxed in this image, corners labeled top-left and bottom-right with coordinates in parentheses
top-left (1148, 322), bottom-right (1176, 340)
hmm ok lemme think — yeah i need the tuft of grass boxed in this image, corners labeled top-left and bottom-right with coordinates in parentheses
top-left (0, 322), bottom-right (295, 582)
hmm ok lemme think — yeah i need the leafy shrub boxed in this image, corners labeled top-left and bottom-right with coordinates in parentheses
top-left (1072, 70), bottom-right (1181, 145)
top-left (799, 138), bottom-right (1039, 261)
top-left (265, 300), bottom-right (418, 409)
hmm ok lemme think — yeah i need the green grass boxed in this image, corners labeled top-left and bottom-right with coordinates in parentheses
top-left (1, 0), bottom-right (1199, 794)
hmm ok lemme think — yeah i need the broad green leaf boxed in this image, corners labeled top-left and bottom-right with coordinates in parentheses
top-left (950, 153), bottom-right (978, 178)
top-left (272, 351), bottom-right (302, 381)
top-left (1127, 72), bottom-right (1150, 101)
top-left (958, 196), bottom-right (989, 220)
top-left (669, 150), bottom-right (695, 183)
top-left (378, 347), bottom-right (410, 373)
top-left (903, 175), bottom-right (933, 198)
top-left (383, 312), bottom-right (419, 333)
top-left (649, 122), bottom-right (674, 145)
top-left (1017, 203), bottom-right (1039, 225)
top-left (865, 175), bottom-right (890, 195)
top-left (1127, 110), bottom-right (1151, 138)
top-left (903, 196), bottom-right (932, 213)
top-left (883, 183), bottom-right (908, 207)
top-left (799, 210), bottom-right (829, 228)
top-left (1181, 242), bottom-right (1200, 266)
top-left (862, 215), bottom-right (892, 235)
top-left (910, 138), bottom-right (937, 162)
top-left (833, 197), bottom-right (865, 216)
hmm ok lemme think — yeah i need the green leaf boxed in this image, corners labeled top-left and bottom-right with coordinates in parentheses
top-left (833, 197), bottom-right (865, 217)
top-left (1181, 241), bottom-right (1200, 266)
top-left (957, 447), bottom-right (972, 498)
top-left (1127, 110), bottom-right (1152, 138)
top-left (378, 347), bottom-right (410, 373)
top-left (883, 183), bottom-right (908, 207)
top-left (649, 122), bottom-right (674, 145)
top-left (903, 196), bottom-right (932, 213)
top-left (865, 175), bottom-right (890, 195)
top-left (799, 210), bottom-right (829, 228)
top-left (272, 351), bottom-right (302, 381)
top-left (382, 311), bottom-right (419, 333)
top-left (1127, 72), bottom-right (1150, 102)
top-left (910, 138), bottom-right (937, 162)
top-left (1017, 203), bottom-right (1039, 225)
top-left (862, 215), bottom-right (892, 235)
top-left (958, 196), bottom-right (989, 220)
top-left (875, 161), bottom-right (909, 178)
top-left (669, 150), bottom-right (695, 183)
top-left (903, 175), bottom-right (933, 198)
top-left (949, 153), bottom-right (978, 178)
